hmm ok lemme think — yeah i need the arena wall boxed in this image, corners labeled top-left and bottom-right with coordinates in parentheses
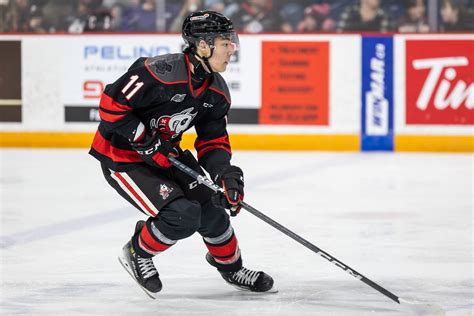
top-left (0, 34), bottom-right (472, 151)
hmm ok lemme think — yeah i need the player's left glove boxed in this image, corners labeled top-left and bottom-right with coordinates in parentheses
top-left (131, 131), bottom-right (179, 168)
top-left (212, 165), bottom-right (244, 216)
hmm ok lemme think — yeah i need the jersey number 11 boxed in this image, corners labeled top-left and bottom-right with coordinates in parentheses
top-left (122, 75), bottom-right (144, 100)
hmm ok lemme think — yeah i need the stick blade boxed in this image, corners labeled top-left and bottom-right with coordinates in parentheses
top-left (399, 298), bottom-right (445, 316)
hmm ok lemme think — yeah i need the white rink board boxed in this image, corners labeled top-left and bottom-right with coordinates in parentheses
top-left (0, 34), bottom-right (360, 134)
top-left (0, 34), bottom-right (472, 136)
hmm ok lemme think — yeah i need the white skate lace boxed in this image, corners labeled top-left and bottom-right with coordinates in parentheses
top-left (137, 257), bottom-right (158, 279)
top-left (232, 268), bottom-right (260, 286)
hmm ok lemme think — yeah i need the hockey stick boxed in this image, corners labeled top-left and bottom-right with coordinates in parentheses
top-left (169, 156), bottom-right (444, 314)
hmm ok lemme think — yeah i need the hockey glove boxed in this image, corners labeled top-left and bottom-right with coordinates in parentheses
top-left (212, 165), bottom-right (244, 216)
top-left (131, 131), bottom-right (178, 168)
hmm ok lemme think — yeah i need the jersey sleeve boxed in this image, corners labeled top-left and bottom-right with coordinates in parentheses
top-left (98, 57), bottom-right (164, 143)
top-left (194, 100), bottom-right (232, 181)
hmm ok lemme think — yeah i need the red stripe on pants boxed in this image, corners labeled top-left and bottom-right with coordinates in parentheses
top-left (113, 172), bottom-right (157, 217)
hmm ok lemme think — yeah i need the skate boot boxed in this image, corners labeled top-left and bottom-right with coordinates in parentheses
top-left (118, 221), bottom-right (162, 298)
top-left (206, 252), bottom-right (274, 292)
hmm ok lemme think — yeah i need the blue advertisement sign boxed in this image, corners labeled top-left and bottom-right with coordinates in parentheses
top-left (361, 36), bottom-right (394, 151)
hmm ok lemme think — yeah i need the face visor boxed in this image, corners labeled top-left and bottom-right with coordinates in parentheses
top-left (218, 31), bottom-right (240, 52)
top-left (200, 30), bottom-right (239, 53)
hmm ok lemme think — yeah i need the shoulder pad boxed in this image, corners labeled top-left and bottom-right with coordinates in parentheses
top-left (210, 73), bottom-right (231, 104)
top-left (144, 54), bottom-right (188, 84)
top-left (127, 57), bottom-right (147, 71)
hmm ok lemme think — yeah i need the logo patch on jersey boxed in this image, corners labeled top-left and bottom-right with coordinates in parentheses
top-left (203, 102), bottom-right (213, 108)
top-left (159, 184), bottom-right (173, 200)
top-left (171, 94), bottom-right (186, 102)
top-left (154, 60), bottom-right (172, 74)
top-left (150, 108), bottom-right (197, 139)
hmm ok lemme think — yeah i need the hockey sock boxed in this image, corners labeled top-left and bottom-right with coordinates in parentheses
top-left (132, 219), bottom-right (177, 258)
top-left (203, 224), bottom-right (242, 272)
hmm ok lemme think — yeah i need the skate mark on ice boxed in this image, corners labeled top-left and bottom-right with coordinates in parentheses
top-left (0, 207), bottom-right (133, 249)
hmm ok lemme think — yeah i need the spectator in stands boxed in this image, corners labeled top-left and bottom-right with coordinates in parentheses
top-left (118, 0), bottom-right (156, 32)
top-left (203, 0), bottom-right (239, 17)
top-left (3, 0), bottom-right (31, 32)
top-left (229, 0), bottom-right (283, 33)
top-left (204, 0), bottom-right (225, 13)
top-left (170, 0), bottom-right (204, 33)
top-left (297, 3), bottom-right (335, 32)
top-left (107, 3), bottom-right (123, 31)
top-left (336, 0), bottom-right (393, 32)
top-left (169, 0), bottom-right (203, 32)
top-left (440, 0), bottom-right (474, 31)
top-left (168, 0), bottom-right (239, 33)
top-left (41, 0), bottom-right (74, 32)
top-left (67, 0), bottom-right (112, 33)
top-left (29, 6), bottom-right (47, 32)
top-left (397, 0), bottom-right (429, 32)
top-left (0, 0), bottom-right (6, 32)
top-left (279, 2), bottom-right (304, 33)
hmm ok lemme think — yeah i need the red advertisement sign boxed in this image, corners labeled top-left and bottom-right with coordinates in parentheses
top-left (406, 40), bottom-right (474, 125)
top-left (261, 41), bottom-right (329, 125)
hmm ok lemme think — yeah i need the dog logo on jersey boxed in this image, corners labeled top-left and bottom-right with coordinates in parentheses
top-left (159, 184), bottom-right (173, 200)
top-left (171, 94), bottom-right (186, 102)
top-left (154, 60), bottom-right (172, 74)
top-left (150, 108), bottom-right (197, 139)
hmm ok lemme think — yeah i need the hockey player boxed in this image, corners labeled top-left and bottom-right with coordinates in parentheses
top-left (89, 11), bottom-right (274, 297)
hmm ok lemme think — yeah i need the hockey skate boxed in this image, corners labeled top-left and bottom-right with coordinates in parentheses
top-left (206, 252), bottom-right (276, 293)
top-left (118, 221), bottom-right (162, 299)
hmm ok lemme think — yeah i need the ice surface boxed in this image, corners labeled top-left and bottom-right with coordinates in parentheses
top-left (1, 149), bottom-right (472, 315)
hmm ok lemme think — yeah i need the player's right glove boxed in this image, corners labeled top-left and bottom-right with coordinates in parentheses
top-left (131, 131), bottom-right (178, 168)
top-left (212, 165), bottom-right (244, 216)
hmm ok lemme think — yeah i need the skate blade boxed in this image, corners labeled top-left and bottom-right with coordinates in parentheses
top-left (118, 256), bottom-right (157, 300)
top-left (231, 284), bottom-right (279, 294)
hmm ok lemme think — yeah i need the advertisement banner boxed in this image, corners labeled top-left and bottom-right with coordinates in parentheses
top-left (406, 40), bottom-right (474, 125)
top-left (0, 41), bottom-right (21, 122)
top-left (361, 36), bottom-right (394, 151)
top-left (260, 41), bottom-right (329, 125)
top-left (62, 36), bottom-right (181, 122)
top-left (61, 35), bottom-right (258, 123)
top-left (220, 36), bottom-right (261, 110)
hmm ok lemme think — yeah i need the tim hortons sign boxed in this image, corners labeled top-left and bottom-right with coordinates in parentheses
top-left (405, 40), bottom-right (473, 125)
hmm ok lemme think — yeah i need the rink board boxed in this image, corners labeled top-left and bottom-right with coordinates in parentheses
top-left (0, 33), bottom-right (472, 152)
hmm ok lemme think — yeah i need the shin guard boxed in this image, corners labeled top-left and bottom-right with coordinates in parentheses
top-left (133, 219), bottom-right (177, 257)
top-left (203, 224), bottom-right (242, 272)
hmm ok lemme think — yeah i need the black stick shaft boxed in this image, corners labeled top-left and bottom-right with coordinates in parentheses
top-left (168, 157), bottom-right (400, 304)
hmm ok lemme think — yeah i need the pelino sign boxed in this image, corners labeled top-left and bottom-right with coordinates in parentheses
top-left (406, 40), bottom-right (474, 125)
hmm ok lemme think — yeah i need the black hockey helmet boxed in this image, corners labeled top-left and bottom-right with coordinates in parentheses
top-left (182, 11), bottom-right (239, 53)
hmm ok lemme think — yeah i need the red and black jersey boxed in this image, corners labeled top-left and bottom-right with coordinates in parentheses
top-left (89, 53), bottom-right (233, 178)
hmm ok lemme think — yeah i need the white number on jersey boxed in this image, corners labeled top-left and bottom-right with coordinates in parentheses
top-left (122, 75), bottom-right (144, 100)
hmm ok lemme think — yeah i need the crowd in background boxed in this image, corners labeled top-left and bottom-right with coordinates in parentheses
top-left (1, 0), bottom-right (473, 33)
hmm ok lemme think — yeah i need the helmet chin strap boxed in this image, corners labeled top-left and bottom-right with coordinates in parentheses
top-left (188, 46), bottom-right (215, 81)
